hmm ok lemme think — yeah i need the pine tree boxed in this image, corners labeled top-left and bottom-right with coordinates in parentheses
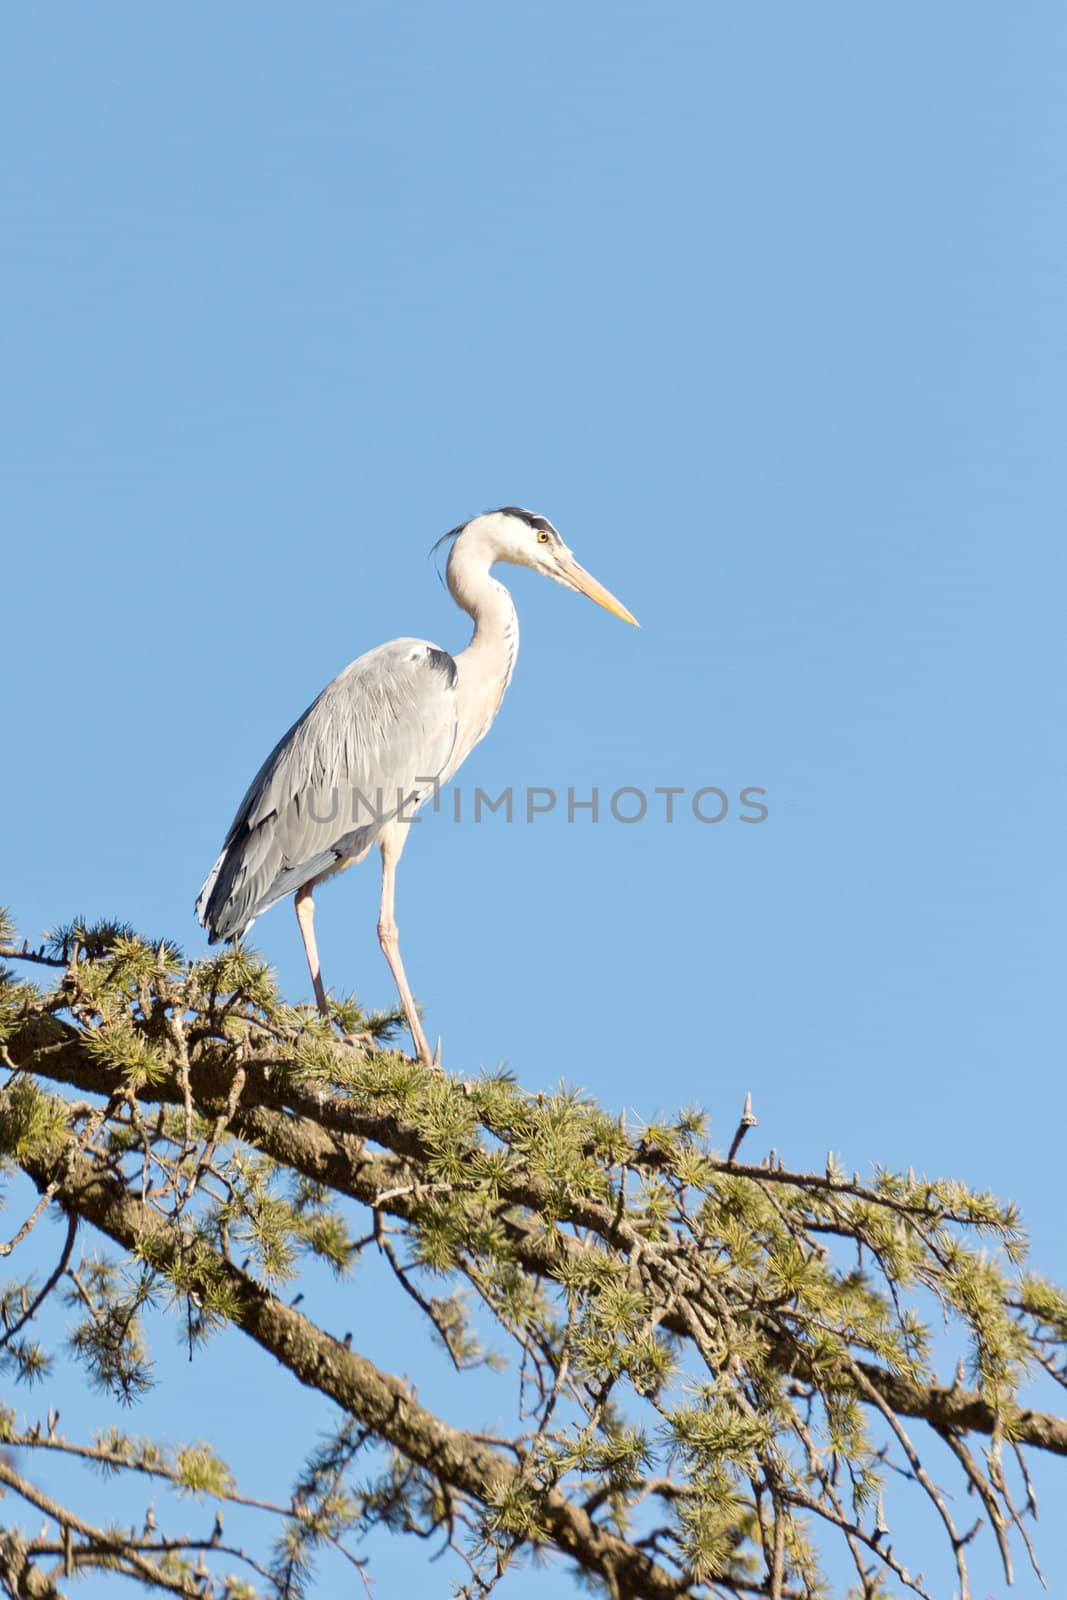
top-left (1, 908), bottom-right (1065, 1599)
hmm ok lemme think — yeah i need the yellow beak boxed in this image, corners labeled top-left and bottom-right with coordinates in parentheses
top-left (557, 554), bottom-right (640, 627)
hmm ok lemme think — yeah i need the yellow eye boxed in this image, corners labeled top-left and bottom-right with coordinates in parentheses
top-left (537, 530), bottom-right (550, 543)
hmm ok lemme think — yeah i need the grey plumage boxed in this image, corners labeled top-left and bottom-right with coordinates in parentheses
top-left (195, 507), bottom-right (637, 1066)
top-left (197, 639), bottom-right (459, 940)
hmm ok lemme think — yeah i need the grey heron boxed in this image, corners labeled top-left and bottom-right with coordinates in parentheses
top-left (196, 507), bottom-right (638, 1065)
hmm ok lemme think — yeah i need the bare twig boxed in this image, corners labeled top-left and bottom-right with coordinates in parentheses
top-left (726, 1091), bottom-right (758, 1164)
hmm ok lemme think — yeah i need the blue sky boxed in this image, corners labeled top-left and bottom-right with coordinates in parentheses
top-left (2, 4), bottom-right (1065, 1595)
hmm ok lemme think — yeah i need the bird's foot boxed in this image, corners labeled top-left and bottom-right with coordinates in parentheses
top-left (413, 1035), bottom-right (444, 1075)
top-left (339, 1030), bottom-right (376, 1052)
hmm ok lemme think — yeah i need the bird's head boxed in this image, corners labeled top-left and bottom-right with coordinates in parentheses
top-left (440, 507), bottom-right (639, 626)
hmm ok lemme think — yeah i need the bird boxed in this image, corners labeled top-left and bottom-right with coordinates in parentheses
top-left (196, 507), bottom-right (638, 1065)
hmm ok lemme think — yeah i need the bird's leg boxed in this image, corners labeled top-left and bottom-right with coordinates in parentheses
top-left (377, 839), bottom-right (437, 1070)
top-left (294, 886), bottom-right (329, 1016)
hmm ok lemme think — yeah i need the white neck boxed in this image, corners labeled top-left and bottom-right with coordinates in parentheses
top-left (445, 529), bottom-right (520, 764)
top-left (448, 535), bottom-right (518, 649)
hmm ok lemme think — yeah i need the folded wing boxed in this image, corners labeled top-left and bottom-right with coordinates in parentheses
top-left (196, 639), bottom-right (459, 941)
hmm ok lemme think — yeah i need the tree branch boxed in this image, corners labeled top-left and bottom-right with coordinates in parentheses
top-left (8, 1115), bottom-right (691, 1600)
top-left (20, 1032), bottom-right (1067, 1461)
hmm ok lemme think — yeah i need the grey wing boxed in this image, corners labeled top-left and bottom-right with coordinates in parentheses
top-left (196, 638), bottom-right (459, 940)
